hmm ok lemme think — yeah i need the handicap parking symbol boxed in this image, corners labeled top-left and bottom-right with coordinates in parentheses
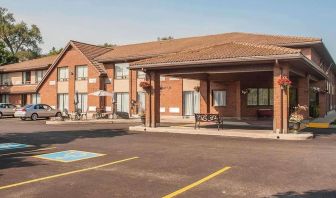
top-left (35, 150), bottom-right (105, 162)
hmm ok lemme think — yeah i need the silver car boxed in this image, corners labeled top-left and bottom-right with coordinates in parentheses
top-left (0, 103), bottom-right (17, 118)
top-left (14, 104), bottom-right (62, 121)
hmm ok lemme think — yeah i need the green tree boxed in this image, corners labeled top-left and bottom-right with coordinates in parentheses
top-left (157, 36), bottom-right (174, 41)
top-left (0, 7), bottom-right (43, 62)
top-left (47, 47), bottom-right (63, 56)
top-left (99, 43), bottom-right (116, 48)
top-left (0, 41), bottom-right (17, 65)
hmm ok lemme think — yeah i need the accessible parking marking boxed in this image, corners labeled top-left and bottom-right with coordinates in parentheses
top-left (34, 150), bottom-right (105, 162)
top-left (162, 166), bottom-right (231, 198)
top-left (0, 156), bottom-right (139, 190)
top-left (0, 143), bottom-right (31, 151)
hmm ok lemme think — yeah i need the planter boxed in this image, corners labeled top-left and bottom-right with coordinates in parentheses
top-left (292, 122), bottom-right (301, 133)
top-left (140, 115), bottom-right (146, 125)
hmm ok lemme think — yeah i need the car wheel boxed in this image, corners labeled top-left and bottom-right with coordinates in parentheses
top-left (20, 117), bottom-right (26, 121)
top-left (55, 112), bottom-right (62, 118)
top-left (0, 112), bottom-right (2, 119)
top-left (31, 113), bottom-right (38, 121)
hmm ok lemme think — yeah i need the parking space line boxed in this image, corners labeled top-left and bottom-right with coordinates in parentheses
top-left (162, 166), bottom-right (231, 198)
top-left (0, 156), bottom-right (139, 190)
top-left (0, 147), bottom-right (57, 157)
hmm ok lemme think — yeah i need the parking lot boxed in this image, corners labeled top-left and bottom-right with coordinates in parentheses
top-left (0, 118), bottom-right (335, 198)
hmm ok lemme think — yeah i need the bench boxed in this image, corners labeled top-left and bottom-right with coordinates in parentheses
top-left (194, 113), bottom-right (223, 130)
top-left (257, 109), bottom-right (273, 118)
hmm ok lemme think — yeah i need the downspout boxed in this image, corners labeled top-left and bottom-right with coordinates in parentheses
top-left (280, 67), bottom-right (283, 134)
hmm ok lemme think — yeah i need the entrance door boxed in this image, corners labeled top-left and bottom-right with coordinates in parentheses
top-left (183, 91), bottom-right (200, 116)
top-left (21, 94), bottom-right (27, 107)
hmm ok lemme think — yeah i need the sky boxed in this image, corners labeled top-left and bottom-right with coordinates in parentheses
top-left (1, 0), bottom-right (336, 56)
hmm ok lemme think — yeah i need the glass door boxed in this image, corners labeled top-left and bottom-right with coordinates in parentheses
top-left (183, 91), bottom-right (200, 116)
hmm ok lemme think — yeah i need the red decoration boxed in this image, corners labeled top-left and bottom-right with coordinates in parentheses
top-left (139, 81), bottom-right (151, 89)
top-left (277, 76), bottom-right (292, 88)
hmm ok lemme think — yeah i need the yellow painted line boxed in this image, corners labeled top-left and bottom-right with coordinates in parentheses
top-left (308, 123), bottom-right (330, 128)
top-left (0, 147), bottom-right (57, 157)
top-left (0, 156), bottom-right (139, 191)
top-left (33, 150), bottom-right (106, 163)
top-left (163, 166), bottom-right (231, 198)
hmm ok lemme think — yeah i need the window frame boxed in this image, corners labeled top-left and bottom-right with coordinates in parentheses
top-left (246, 88), bottom-right (274, 106)
top-left (75, 65), bottom-right (88, 81)
top-left (212, 90), bottom-right (227, 107)
top-left (137, 71), bottom-right (146, 79)
top-left (58, 67), bottom-right (69, 82)
top-left (114, 63), bottom-right (130, 80)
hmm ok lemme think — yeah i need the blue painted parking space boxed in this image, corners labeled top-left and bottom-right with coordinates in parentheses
top-left (0, 143), bottom-right (30, 151)
top-left (34, 150), bottom-right (105, 162)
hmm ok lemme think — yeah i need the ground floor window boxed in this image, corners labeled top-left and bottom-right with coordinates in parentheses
top-left (137, 91), bottom-right (145, 113)
top-left (115, 92), bottom-right (129, 113)
top-left (32, 94), bottom-right (41, 104)
top-left (213, 90), bottom-right (226, 106)
top-left (0, 94), bottom-right (9, 103)
top-left (75, 93), bottom-right (88, 112)
top-left (183, 91), bottom-right (200, 116)
top-left (247, 88), bottom-right (273, 106)
top-left (58, 94), bottom-right (69, 112)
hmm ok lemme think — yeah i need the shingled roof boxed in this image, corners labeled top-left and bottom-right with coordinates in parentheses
top-left (96, 32), bottom-right (321, 62)
top-left (0, 55), bottom-right (57, 72)
top-left (70, 40), bottom-right (112, 74)
top-left (130, 42), bottom-right (302, 67)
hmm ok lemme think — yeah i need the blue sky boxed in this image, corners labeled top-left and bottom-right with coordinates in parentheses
top-left (1, 0), bottom-right (336, 56)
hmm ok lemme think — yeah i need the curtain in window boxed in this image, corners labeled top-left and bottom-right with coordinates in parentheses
top-left (75, 93), bottom-right (87, 112)
top-left (194, 92), bottom-right (200, 113)
top-left (258, 88), bottom-right (269, 105)
top-left (76, 66), bottom-right (88, 79)
top-left (58, 94), bottom-right (69, 112)
top-left (247, 88), bottom-right (258, 105)
top-left (269, 88), bottom-right (274, 106)
top-left (115, 92), bottom-right (129, 113)
top-left (115, 63), bottom-right (129, 79)
top-left (213, 91), bottom-right (226, 106)
top-left (137, 92), bottom-right (146, 112)
top-left (183, 91), bottom-right (194, 116)
top-left (36, 71), bottom-right (43, 83)
top-left (1, 95), bottom-right (9, 103)
top-left (32, 94), bottom-right (41, 104)
top-left (58, 67), bottom-right (68, 80)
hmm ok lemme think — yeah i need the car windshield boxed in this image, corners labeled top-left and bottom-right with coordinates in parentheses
top-left (24, 104), bottom-right (33, 109)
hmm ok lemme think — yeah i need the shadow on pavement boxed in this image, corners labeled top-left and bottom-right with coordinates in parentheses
top-left (271, 189), bottom-right (336, 198)
top-left (0, 128), bottom-right (132, 172)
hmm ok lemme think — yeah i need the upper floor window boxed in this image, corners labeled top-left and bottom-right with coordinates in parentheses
top-left (35, 70), bottom-right (46, 84)
top-left (137, 71), bottom-right (146, 79)
top-left (58, 67), bottom-right (69, 82)
top-left (76, 65), bottom-right (88, 80)
top-left (115, 63), bottom-right (129, 79)
top-left (22, 71), bottom-right (31, 85)
top-left (0, 73), bottom-right (10, 85)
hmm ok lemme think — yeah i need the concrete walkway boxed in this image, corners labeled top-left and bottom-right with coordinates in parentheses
top-left (129, 125), bottom-right (313, 141)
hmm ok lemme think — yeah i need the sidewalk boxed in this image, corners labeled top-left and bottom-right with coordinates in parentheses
top-left (46, 118), bottom-right (141, 125)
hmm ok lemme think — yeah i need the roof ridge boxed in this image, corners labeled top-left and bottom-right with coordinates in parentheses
top-left (234, 32), bottom-right (321, 42)
top-left (0, 54), bottom-right (58, 67)
top-left (70, 40), bottom-right (113, 50)
top-left (231, 42), bottom-right (301, 53)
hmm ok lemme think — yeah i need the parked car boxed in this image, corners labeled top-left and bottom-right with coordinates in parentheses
top-left (0, 103), bottom-right (17, 118)
top-left (14, 104), bottom-right (62, 121)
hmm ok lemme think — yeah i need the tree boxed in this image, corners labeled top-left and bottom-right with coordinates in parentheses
top-left (157, 36), bottom-right (174, 41)
top-left (0, 41), bottom-right (17, 65)
top-left (0, 7), bottom-right (43, 62)
top-left (47, 47), bottom-right (63, 56)
top-left (99, 43), bottom-right (116, 48)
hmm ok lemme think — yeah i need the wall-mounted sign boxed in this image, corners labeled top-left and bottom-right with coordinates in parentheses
top-left (169, 107), bottom-right (180, 113)
top-left (49, 80), bottom-right (56, 85)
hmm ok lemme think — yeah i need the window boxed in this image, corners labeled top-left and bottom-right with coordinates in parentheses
top-left (58, 67), bottom-right (69, 81)
top-left (22, 71), bottom-right (31, 84)
top-left (31, 94), bottom-right (41, 104)
top-left (137, 92), bottom-right (146, 113)
top-left (115, 63), bottom-right (129, 79)
top-left (75, 93), bottom-right (87, 112)
top-left (0, 94), bottom-right (9, 103)
top-left (114, 92), bottom-right (129, 113)
top-left (247, 88), bottom-right (273, 106)
top-left (58, 94), bottom-right (69, 112)
top-left (160, 76), bottom-right (165, 81)
top-left (76, 65), bottom-right (88, 80)
top-left (213, 90), bottom-right (226, 106)
top-left (183, 91), bottom-right (200, 116)
top-left (137, 71), bottom-right (146, 79)
top-left (35, 70), bottom-right (46, 83)
top-left (0, 73), bottom-right (10, 85)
